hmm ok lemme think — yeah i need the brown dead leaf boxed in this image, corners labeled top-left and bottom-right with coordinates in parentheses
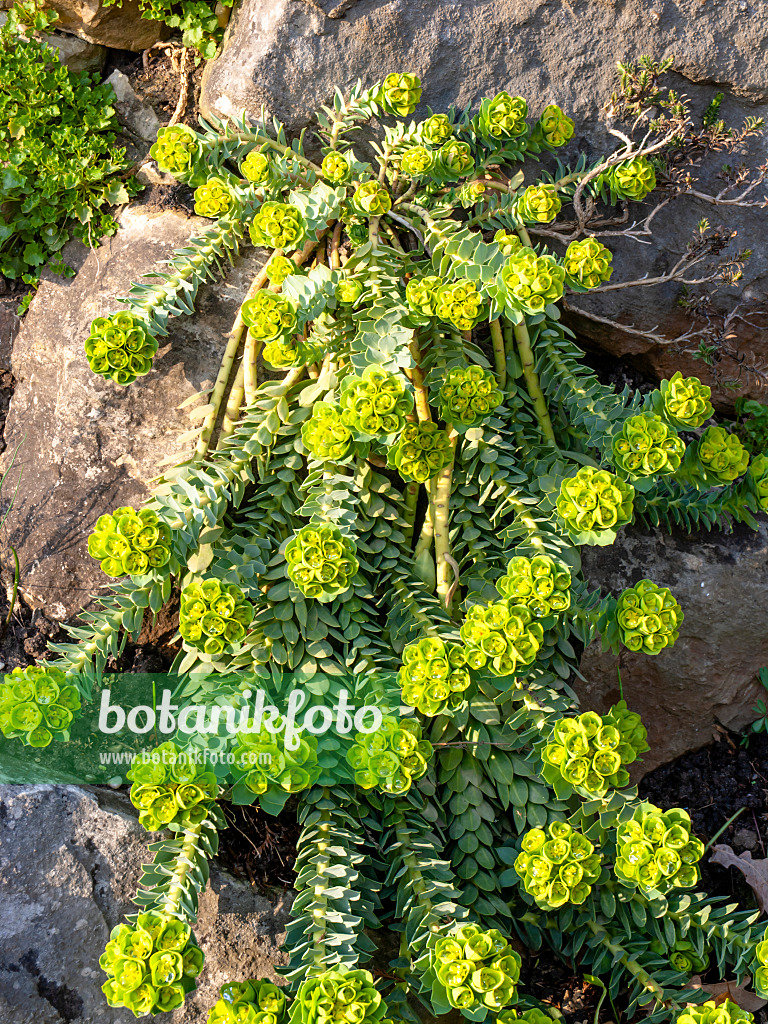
top-left (689, 975), bottom-right (767, 1013)
top-left (710, 844), bottom-right (768, 913)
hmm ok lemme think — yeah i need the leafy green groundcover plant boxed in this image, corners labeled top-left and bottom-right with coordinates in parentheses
top-left (3, 70), bottom-right (768, 1021)
top-left (0, 1), bottom-right (138, 308)
top-left (103, 0), bottom-right (234, 59)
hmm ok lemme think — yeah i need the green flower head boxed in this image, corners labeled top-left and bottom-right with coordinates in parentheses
top-left (285, 524), bottom-right (358, 601)
top-left (335, 278), bottom-right (363, 305)
top-left (179, 577), bottom-right (254, 657)
top-left (460, 600), bottom-right (544, 677)
top-left (241, 150), bottom-right (271, 184)
top-left (378, 72), bottom-right (422, 116)
top-left (616, 579), bottom-right (682, 655)
top-left (615, 803), bottom-right (703, 894)
top-left (610, 156), bottom-right (656, 201)
top-left (499, 247), bottom-right (565, 314)
top-left (696, 425), bottom-right (749, 483)
top-left (435, 278), bottom-right (485, 331)
top-left (150, 124), bottom-right (197, 176)
top-left (515, 821), bottom-right (601, 909)
top-left (516, 184), bottom-right (561, 224)
top-left (400, 146), bottom-right (434, 177)
top-left (321, 151), bottom-right (350, 183)
top-left (398, 636), bottom-right (472, 716)
top-left (428, 923), bottom-right (520, 1011)
top-left (241, 291), bottom-right (298, 342)
top-left (532, 104), bottom-right (574, 148)
top-left (265, 254), bottom-right (296, 286)
top-left (347, 716), bottom-right (431, 794)
top-left (438, 364), bottom-right (502, 427)
top-left (494, 229), bottom-right (524, 257)
top-left (477, 92), bottom-right (528, 140)
top-left (0, 664), bottom-right (77, 748)
top-left (339, 366), bottom-right (413, 438)
top-left (233, 719), bottom-right (320, 797)
top-left (194, 177), bottom-right (234, 218)
top-left (542, 703), bottom-right (648, 797)
top-left (555, 466), bottom-right (634, 539)
top-left (420, 113), bottom-right (453, 146)
top-left (293, 968), bottom-right (383, 1024)
top-left (563, 237), bottom-right (613, 288)
top-left (436, 139), bottom-right (475, 179)
top-left (262, 334), bottom-right (324, 370)
top-left (250, 202), bottom-right (305, 249)
top-left (405, 274), bottom-right (442, 318)
top-left (675, 1000), bottom-right (754, 1024)
top-left (495, 554), bottom-right (572, 617)
top-left (302, 402), bottom-right (353, 462)
top-left (612, 412), bottom-right (685, 478)
top-left (660, 371), bottom-right (713, 429)
top-left (88, 506), bottom-right (171, 579)
top-left (351, 180), bottom-right (392, 216)
top-left (388, 422), bottom-right (453, 482)
top-left (85, 312), bottom-right (158, 387)
top-left (128, 741), bottom-right (218, 831)
top-left (749, 453), bottom-right (768, 512)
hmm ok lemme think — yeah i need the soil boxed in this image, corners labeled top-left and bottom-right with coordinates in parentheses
top-left (105, 46), bottom-right (205, 129)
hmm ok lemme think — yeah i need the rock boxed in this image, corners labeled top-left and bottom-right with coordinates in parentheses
top-left (579, 521), bottom-right (768, 774)
top-left (1, 200), bottom-right (267, 621)
top-left (105, 68), bottom-right (161, 144)
top-left (45, 30), bottom-right (106, 74)
top-left (0, 784), bottom-right (292, 1023)
top-left (0, 0), bottom-right (164, 50)
top-left (200, 0), bottom-right (768, 407)
top-left (136, 158), bottom-right (179, 186)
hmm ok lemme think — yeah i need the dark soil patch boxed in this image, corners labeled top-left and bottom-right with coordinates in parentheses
top-left (105, 46), bottom-right (203, 129)
top-left (215, 799), bottom-right (302, 894)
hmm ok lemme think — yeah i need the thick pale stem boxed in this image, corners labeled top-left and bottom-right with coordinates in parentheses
top-left (403, 482), bottom-right (419, 546)
top-left (489, 318), bottom-right (507, 389)
top-left (163, 819), bottom-right (204, 918)
top-left (434, 434), bottom-right (457, 611)
top-left (408, 333), bottom-right (432, 423)
top-left (512, 320), bottom-right (557, 445)
top-left (414, 479), bottom-right (435, 559)
top-left (329, 220), bottom-right (342, 270)
top-left (217, 363), bottom-right (245, 445)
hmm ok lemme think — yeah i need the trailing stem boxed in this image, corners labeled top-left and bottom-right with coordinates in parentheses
top-left (509, 320), bottom-right (558, 445)
top-left (434, 434), bottom-right (457, 612)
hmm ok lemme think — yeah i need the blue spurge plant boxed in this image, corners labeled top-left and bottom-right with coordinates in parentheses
top-left (127, 741), bottom-right (219, 831)
top-left (84, 312), bottom-right (159, 386)
top-left (88, 507), bottom-right (172, 577)
top-left (208, 979), bottom-right (288, 1023)
top-left (0, 664), bottom-right (80, 748)
top-left (11, 67), bottom-right (767, 1024)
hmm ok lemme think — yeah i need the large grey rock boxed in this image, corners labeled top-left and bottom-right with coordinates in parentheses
top-left (0, 0), bottom-right (164, 50)
top-left (579, 521), bottom-right (768, 774)
top-left (200, 0), bottom-right (768, 407)
top-left (1, 202), bottom-right (266, 620)
top-left (0, 784), bottom-right (292, 1023)
top-left (106, 68), bottom-right (162, 145)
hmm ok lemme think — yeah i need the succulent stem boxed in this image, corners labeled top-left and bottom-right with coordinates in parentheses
top-left (403, 481), bottom-right (420, 546)
top-left (489, 317), bottom-right (507, 389)
top-left (509, 319), bottom-right (557, 445)
top-left (433, 433), bottom-right (457, 612)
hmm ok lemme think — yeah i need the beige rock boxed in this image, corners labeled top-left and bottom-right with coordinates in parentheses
top-left (44, 29), bottom-right (106, 73)
top-left (12, 0), bottom-right (164, 50)
top-left (105, 67), bottom-right (161, 143)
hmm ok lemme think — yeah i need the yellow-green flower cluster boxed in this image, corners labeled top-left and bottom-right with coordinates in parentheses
top-left (660, 371), bottom-right (713, 428)
top-left (378, 72), bottom-right (422, 116)
top-left (351, 180), bottom-right (392, 216)
top-left (398, 637), bottom-right (472, 716)
top-left (233, 726), bottom-right (320, 796)
top-left (500, 248), bottom-right (565, 313)
top-left (435, 278), bottom-right (485, 331)
top-left (514, 822), bottom-right (601, 909)
top-left (542, 706), bottom-right (648, 796)
top-left (285, 524), bottom-right (359, 601)
top-left (263, 334), bottom-right (324, 370)
top-left (563, 237), bottom-right (613, 288)
top-left (616, 580), bottom-right (683, 655)
top-left (556, 467), bottom-right (634, 537)
top-left (208, 979), bottom-right (288, 1024)
top-left (127, 741), bottom-right (218, 832)
top-left (428, 924), bottom-right (521, 1012)
top-left (516, 184), bottom-right (561, 223)
top-left (339, 366), bottom-right (413, 437)
top-left (388, 422), bottom-right (453, 482)
top-left (400, 146), bottom-right (434, 177)
top-left (194, 178), bottom-right (233, 218)
top-left (150, 124), bottom-right (197, 175)
top-left (495, 554), bottom-right (571, 617)
top-left (533, 104), bottom-right (574, 147)
top-left (460, 601), bottom-right (544, 677)
top-left (405, 274), bottom-right (442, 317)
top-left (100, 913), bottom-right (203, 1017)
top-left (241, 150), bottom-right (271, 183)
top-left (612, 412), bottom-right (685, 477)
top-left (697, 425), bottom-right (749, 482)
top-left (477, 91), bottom-right (528, 139)
top-left (321, 151), bottom-right (350, 183)
top-left (437, 139), bottom-right (475, 178)
top-left (615, 805), bottom-right (704, 893)
top-left (0, 664), bottom-right (79, 749)
top-left (336, 278), bottom-right (363, 304)
top-left (494, 229), bottom-right (524, 257)
top-left (302, 402), bottom-right (353, 461)
top-left (438, 364), bottom-right (503, 427)
top-left (346, 716), bottom-right (432, 794)
top-left (749, 454), bottom-right (768, 512)
top-left (421, 113), bottom-right (453, 146)
top-left (179, 578), bottom-right (254, 655)
top-left (611, 156), bottom-right (656, 201)
top-left (249, 201), bottom-right (305, 249)
top-left (676, 1001), bottom-right (754, 1024)
top-left (754, 931), bottom-right (768, 998)
top-left (265, 254), bottom-right (296, 285)
top-left (291, 968), bottom-right (384, 1024)
top-left (459, 180), bottom-right (486, 207)
top-left (241, 291), bottom-right (298, 341)
top-left (88, 506), bottom-right (171, 578)
top-left (85, 311), bottom-right (158, 386)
